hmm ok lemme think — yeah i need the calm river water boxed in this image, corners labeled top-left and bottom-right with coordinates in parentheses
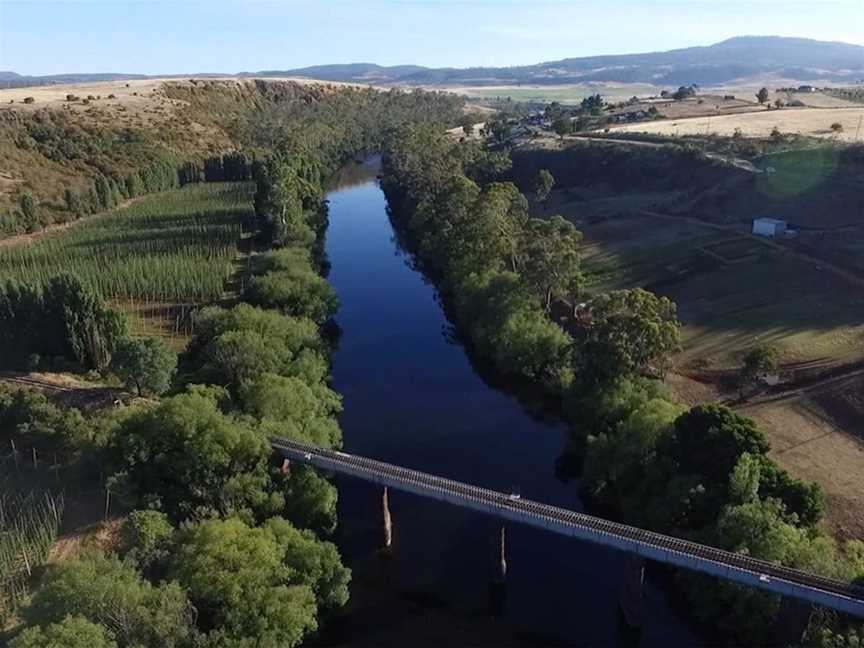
top-left (320, 159), bottom-right (697, 647)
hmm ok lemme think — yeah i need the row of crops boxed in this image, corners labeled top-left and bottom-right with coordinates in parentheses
top-left (0, 488), bottom-right (63, 624)
top-left (0, 183), bottom-right (252, 303)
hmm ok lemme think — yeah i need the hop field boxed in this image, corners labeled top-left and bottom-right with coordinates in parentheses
top-left (0, 182), bottom-right (252, 303)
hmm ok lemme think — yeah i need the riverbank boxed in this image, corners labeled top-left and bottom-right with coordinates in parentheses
top-left (318, 159), bottom-right (697, 646)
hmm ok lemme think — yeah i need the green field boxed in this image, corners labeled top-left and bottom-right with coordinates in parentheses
top-left (0, 182), bottom-right (252, 343)
top-left (459, 83), bottom-right (661, 104)
top-left (0, 183), bottom-right (250, 302)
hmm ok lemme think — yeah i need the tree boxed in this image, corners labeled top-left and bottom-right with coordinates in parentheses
top-left (668, 404), bottom-right (769, 485)
top-left (264, 517), bottom-right (351, 609)
top-left (739, 343), bottom-right (779, 397)
top-left (580, 94), bottom-right (604, 115)
top-left (770, 126), bottom-right (783, 141)
top-left (240, 372), bottom-right (342, 448)
top-left (23, 96), bottom-right (35, 104)
top-left (42, 274), bottom-right (127, 371)
top-left (487, 118), bottom-right (511, 144)
top-left (64, 188), bottom-right (83, 217)
top-left (532, 169), bottom-right (555, 206)
top-left (19, 192), bottom-right (38, 230)
top-left (522, 216), bottom-right (583, 310)
top-left (830, 122), bottom-right (844, 133)
top-left (245, 270), bottom-right (338, 323)
top-left (108, 389), bottom-right (279, 521)
top-left (672, 86), bottom-right (696, 101)
top-left (23, 551), bottom-right (195, 648)
top-left (10, 616), bottom-right (117, 648)
top-left (756, 87), bottom-right (770, 104)
top-left (171, 517), bottom-right (325, 647)
top-left (577, 288), bottom-right (681, 383)
top-left (111, 336), bottom-right (177, 395)
top-left (469, 182), bottom-right (530, 273)
top-left (119, 510), bottom-right (175, 575)
top-left (552, 116), bottom-right (573, 139)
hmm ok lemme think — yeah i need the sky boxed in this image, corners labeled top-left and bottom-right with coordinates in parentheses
top-left (1, 0), bottom-right (863, 76)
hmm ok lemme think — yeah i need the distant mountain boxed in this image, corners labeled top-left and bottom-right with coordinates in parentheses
top-left (255, 63), bottom-right (429, 83)
top-left (4, 36), bottom-right (863, 90)
top-left (277, 36), bottom-right (864, 86)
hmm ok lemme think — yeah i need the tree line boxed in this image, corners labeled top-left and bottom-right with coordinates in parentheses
top-left (380, 126), bottom-right (864, 646)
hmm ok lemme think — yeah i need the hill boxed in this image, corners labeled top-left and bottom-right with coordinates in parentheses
top-left (281, 36), bottom-right (864, 86)
top-left (5, 37), bottom-right (863, 90)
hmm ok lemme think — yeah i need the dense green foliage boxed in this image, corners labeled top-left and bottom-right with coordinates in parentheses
top-left (22, 551), bottom-right (196, 647)
top-left (0, 273), bottom-right (126, 370)
top-left (382, 127), bottom-right (579, 385)
top-left (169, 516), bottom-right (348, 647)
top-left (107, 389), bottom-right (280, 522)
top-left (9, 615), bottom-right (118, 648)
top-left (567, 372), bottom-right (857, 643)
top-left (245, 249), bottom-right (338, 323)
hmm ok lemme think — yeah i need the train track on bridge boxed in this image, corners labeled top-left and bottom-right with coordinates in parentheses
top-left (271, 436), bottom-right (864, 617)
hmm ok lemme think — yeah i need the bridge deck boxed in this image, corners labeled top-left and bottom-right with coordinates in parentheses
top-left (271, 436), bottom-right (864, 617)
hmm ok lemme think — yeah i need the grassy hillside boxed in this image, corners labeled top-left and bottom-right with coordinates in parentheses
top-left (515, 140), bottom-right (864, 372)
top-left (0, 79), bottom-right (463, 237)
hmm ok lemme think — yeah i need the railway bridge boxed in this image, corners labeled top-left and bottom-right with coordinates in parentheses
top-left (271, 436), bottom-right (864, 618)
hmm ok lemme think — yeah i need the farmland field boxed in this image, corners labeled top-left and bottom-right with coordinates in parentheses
top-left (446, 82), bottom-right (662, 104)
top-left (0, 182), bottom-right (251, 342)
top-left (548, 195), bottom-right (864, 370)
top-left (610, 105), bottom-right (864, 142)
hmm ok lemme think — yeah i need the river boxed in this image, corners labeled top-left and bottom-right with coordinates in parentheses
top-left (318, 159), bottom-right (697, 647)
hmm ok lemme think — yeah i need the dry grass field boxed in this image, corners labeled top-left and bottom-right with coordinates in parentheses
top-left (610, 105), bottom-right (864, 142)
top-left (741, 383), bottom-right (864, 539)
top-left (538, 187), bottom-right (864, 372)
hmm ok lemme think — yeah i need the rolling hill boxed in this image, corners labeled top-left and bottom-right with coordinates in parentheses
top-left (3, 36), bottom-right (862, 89)
top-left (279, 36), bottom-right (864, 86)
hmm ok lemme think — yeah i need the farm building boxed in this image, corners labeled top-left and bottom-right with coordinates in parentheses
top-left (752, 217), bottom-right (787, 238)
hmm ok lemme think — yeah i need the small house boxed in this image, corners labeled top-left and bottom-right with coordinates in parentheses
top-left (752, 217), bottom-right (787, 238)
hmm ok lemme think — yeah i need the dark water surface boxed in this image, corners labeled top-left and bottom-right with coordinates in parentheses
top-left (322, 159), bottom-right (697, 646)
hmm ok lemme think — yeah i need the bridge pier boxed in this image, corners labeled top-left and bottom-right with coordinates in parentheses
top-left (489, 524), bottom-right (508, 617)
top-left (618, 554), bottom-right (644, 630)
top-left (381, 486), bottom-right (393, 551)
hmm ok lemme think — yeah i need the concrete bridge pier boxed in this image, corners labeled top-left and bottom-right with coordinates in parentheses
top-left (618, 554), bottom-right (645, 630)
top-left (489, 524), bottom-right (508, 617)
top-left (381, 486), bottom-right (393, 551)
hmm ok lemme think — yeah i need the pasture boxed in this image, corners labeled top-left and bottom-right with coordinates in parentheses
top-left (0, 182), bottom-right (252, 343)
top-left (552, 194), bottom-right (864, 371)
top-left (448, 82), bottom-right (662, 104)
top-left (609, 106), bottom-right (864, 142)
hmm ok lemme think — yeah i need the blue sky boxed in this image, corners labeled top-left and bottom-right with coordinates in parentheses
top-left (1, 0), bottom-right (862, 75)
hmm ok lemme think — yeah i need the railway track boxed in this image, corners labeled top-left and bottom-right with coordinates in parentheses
top-left (271, 436), bottom-right (864, 616)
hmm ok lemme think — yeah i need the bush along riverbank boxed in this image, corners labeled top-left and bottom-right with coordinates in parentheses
top-left (380, 126), bottom-right (864, 646)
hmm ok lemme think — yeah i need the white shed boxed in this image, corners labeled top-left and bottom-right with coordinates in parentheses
top-left (752, 218), bottom-right (787, 238)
